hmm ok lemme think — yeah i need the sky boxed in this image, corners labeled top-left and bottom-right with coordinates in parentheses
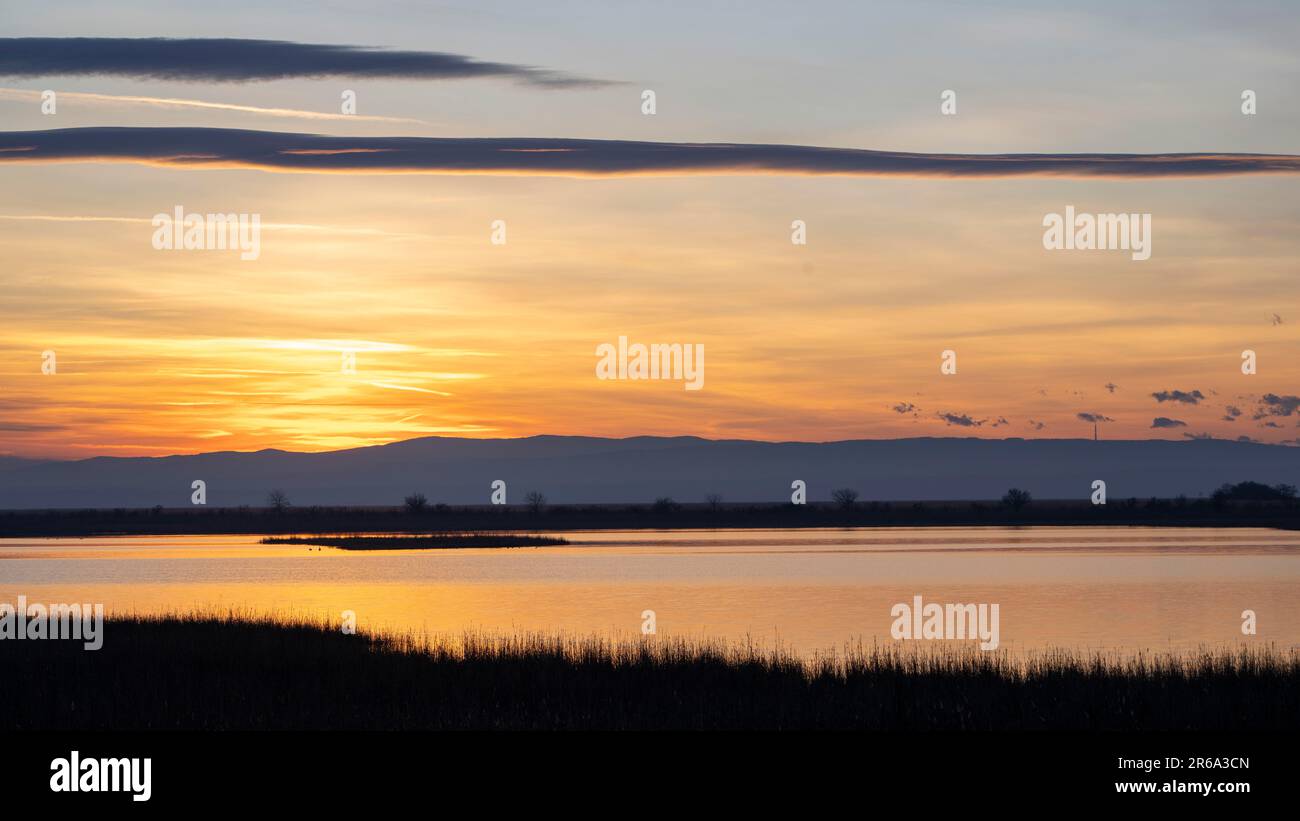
top-left (1, 0), bottom-right (1298, 458)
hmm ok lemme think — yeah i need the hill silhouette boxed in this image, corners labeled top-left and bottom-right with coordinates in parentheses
top-left (1, 435), bottom-right (1298, 509)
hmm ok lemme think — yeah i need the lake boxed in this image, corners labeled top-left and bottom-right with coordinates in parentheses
top-left (3, 526), bottom-right (1298, 656)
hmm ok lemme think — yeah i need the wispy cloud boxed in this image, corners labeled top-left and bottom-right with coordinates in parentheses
top-left (1, 128), bottom-right (1297, 178)
top-left (0, 38), bottom-right (613, 88)
top-left (367, 382), bottom-right (452, 397)
top-left (0, 214), bottom-right (420, 237)
top-left (0, 87), bottom-right (427, 123)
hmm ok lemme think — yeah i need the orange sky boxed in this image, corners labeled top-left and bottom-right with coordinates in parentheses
top-left (2, 165), bottom-right (1297, 458)
top-left (2, 11), bottom-right (1298, 459)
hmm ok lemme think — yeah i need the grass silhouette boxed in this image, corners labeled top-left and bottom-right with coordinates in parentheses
top-left (3, 611), bottom-right (1296, 730)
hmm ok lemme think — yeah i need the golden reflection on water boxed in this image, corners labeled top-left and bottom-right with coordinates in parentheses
top-left (2, 527), bottom-right (1299, 656)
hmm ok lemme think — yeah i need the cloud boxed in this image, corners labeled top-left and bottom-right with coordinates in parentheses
top-left (0, 87), bottom-right (426, 123)
top-left (1027, 419), bottom-right (1046, 431)
top-left (1254, 393), bottom-right (1300, 418)
top-left (1151, 417), bottom-right (1187, 428)
top-left (1151, 389), bottom-right (1205, 405)
top-left (1183, 432), bottom-right (1214, 440)
top-left (367, 382), bottom-right (452, 397)
top-left (1, 128), bottom-right (1298, 178)
top-left (1223, 405), bottom-right (1242, 421)
top-left (891, 402), bottom-right (919, 415)
top-left (937, 412), bottom-right (983, 427)
top-left (0, 422), bottom-right (66, 432)
top-left (0, 37), bottom-right (611, 87)
top-left (1076, 412), bottom-right (1114, 423)
top-left (0, 214), bottom-right (420, 237)
top-left (1104, 382), bottom-right (1118, 393)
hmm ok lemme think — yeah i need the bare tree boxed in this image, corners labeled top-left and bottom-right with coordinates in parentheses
top-left (705, 493), bottom-right (723, 513)
top-left (831, 488), bottom-right (859, 510)
top-left (266, 489), bottom-right (290, 513)
top-left (1001, 488), bottom-right (1032, 510)
top-left (525, 491), bottom-right (547, 515)
top-left (404, 493), bottom-right (428, 513)
top-left (652, 496), bottom-right (680, 514)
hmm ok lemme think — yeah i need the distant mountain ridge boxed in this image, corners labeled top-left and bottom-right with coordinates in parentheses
top-left (0, 435), bottom-right (1296, 509)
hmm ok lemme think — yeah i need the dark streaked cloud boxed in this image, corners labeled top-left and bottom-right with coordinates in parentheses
top-left (1151, 389), bottom-right (1205, 405)
top-left (0, 421), bottom-right (66, 432)
top-left (1151, 417), bottom-right (1188, 429)
top-left (891, 402), bottom-right (919, 415)
top-left (937, 412), bottom-right (983, 427)
top-left (1, 128), bottom-right (1298, 178)
top-left (1254, 393), bottom-right (1300, 418)
top-left (0, 38), bottom-right (611, 87)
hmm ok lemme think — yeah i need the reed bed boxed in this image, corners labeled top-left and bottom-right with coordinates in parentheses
top-left (3, 610), bottom-right (1295, 730)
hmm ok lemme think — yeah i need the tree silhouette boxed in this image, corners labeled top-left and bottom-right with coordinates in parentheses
top-left (831, 488), bottom-right (859, 510)
top-left (1001, 488), bottom-right (1032, 510)
top-left (1212, 481), bottom-right (1297, 503)
top-left (525, 491), bottom-right (547, 514)
top-left (652, 496), bottom-right (680, 514)
top-left (404, 493), bottom-right (428, 513)
top-left (266, 489), bottom-right (290, 513)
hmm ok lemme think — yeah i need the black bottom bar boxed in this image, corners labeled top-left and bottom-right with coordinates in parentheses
top-left (2, 731), bottom-right (1285, 809)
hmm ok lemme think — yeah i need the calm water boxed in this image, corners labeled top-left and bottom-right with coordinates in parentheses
top-left (3, 526), bottom-right (1299, 656)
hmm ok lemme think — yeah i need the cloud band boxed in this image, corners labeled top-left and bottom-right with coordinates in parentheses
top-left (0, 37), bottom-right (609, 87)
top-left (1, 127), bottom-right (1297, 178)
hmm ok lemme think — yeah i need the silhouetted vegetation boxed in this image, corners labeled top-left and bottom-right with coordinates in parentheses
top-left (266, 489), bottom-right (290, 513)
top-left (1213, 480), bottom-right (1298, 503)
top-left (1002, 488), bottom-right (1032, 510)
top-left (260, 533), bottom-right (567, 550)
top-left (403, 493), bottom-right (429, 514)
top-left (652, 496), bottom-right (680, 514)
top-left (3, 612), bottom-right (1295, 731)
top-left (5, 482), bottom-right (1300, 537)
top-left (832, 488), bottom-right (859, 510)
top-left (525, 491), bottom-right (547, 515)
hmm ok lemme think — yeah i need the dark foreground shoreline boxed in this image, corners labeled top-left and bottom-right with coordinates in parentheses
top-left (4, 497), bottom-right (1300, 538)
top-left (3, 614), bottom-right (1295, 731)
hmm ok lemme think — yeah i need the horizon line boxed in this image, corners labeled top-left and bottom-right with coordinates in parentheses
top-left (4, 432), bottom-right (1286, 463)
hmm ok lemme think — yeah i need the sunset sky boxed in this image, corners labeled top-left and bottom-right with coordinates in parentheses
top-left (2, 1), bottom-right (1299, 458)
